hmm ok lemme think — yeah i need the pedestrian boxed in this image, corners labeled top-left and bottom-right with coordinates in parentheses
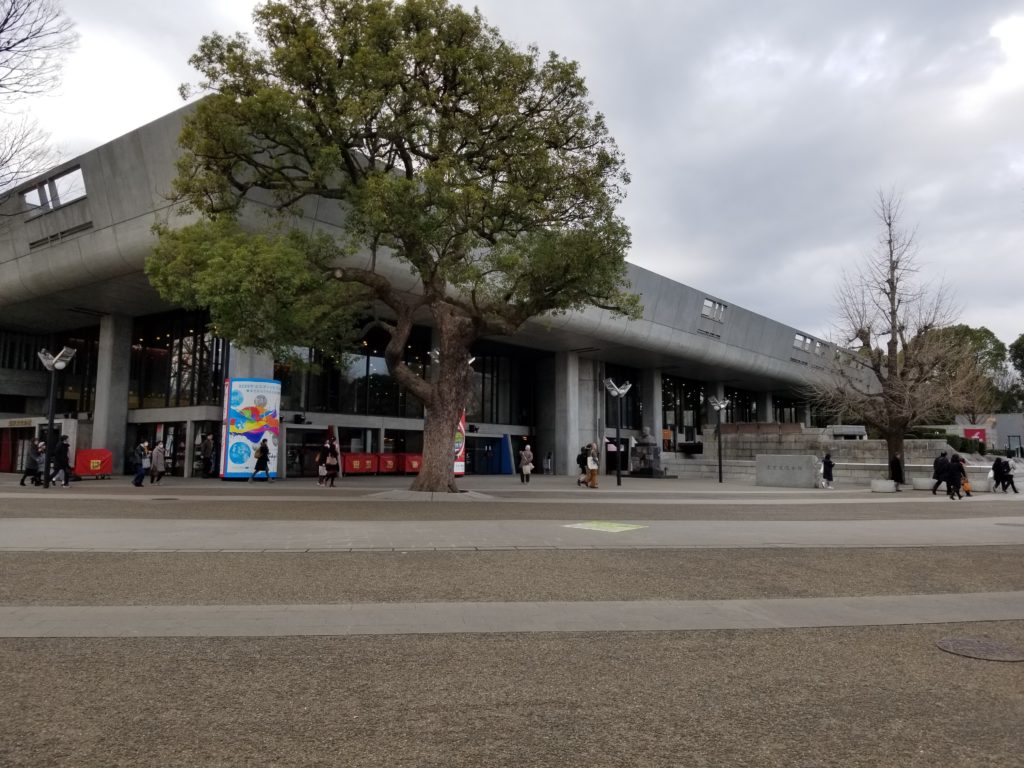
top-left (944, 453), bottom-right (964, 500)
top-left (959, 456), bottom-right (973, 497)
top-left (51, 435), bottom-right (72, 488)
top-left (200, 433), bottom-right (215, 478)
top-left (544, 452), bottom-right (553, 475)
top-left (576, 445), bottom-right (588, 487)
top-left (889, 452), bottom-right (904, 491)
top-left (132, 440), bottom-right (149, 487)
top-left (149, 441), bottom-right (167, 484)
top-left (19, 441), bottom-right (42, 486)
top-left (585, 442), bottom-right (600, 489)
top-left (932, 451), bottom-right (949, 495)
top-left (1001, 458), bottom-right (1018, 494)
top-left (820, 453), bottom-right (835, 489)
top-left (991, 457), bottom-right (1005, 493)
top-left (249, 438), bottom-right (273, 482)
top-left (323, 437), bottom-right (339, 487)
top-left (518, 444), bottom-right (534, 483)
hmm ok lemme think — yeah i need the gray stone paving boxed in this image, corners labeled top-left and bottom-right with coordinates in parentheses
top-left (3, 592), bottom-right (1023, 638)
top-left (2, 514), bottom-right (1023, 551)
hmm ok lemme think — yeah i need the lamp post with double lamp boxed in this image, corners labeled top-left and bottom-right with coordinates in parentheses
top-left (709, 395), bottom-right (731, 484)
top-left (37, 347), bottom-right (77, 489)
top-left (603, 378), bottom-right (632, 486)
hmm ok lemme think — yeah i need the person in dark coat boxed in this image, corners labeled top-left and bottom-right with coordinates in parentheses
top-left (1001, 458), bottom-right (1018, 493)
top-left (249, 439), bottom-right (273, 482)
top-left (992, 457), bottom-right (1005, 492)
top-left (19, 441), bottom-right (42, 486)
top-left (945, 453), bottom-right (965, 500)
top-left (932, 451), bottom-right (949, 495)
top-left (821, 453), bottom-right (835, 489)
top-left (576, 446), bottom-right (588, 487)
top-left (889, 452), bottom-right (904, 491)
top-left (51, 435), bottom-right (72, 488)
top-left (131, 440), bottom-right (149, 487)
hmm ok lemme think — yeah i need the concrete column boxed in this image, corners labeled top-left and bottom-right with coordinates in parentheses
top-left (759, 391), bottom-right (775, 423)
top-left (227, 345), bottom-right (275, 379)
top-left (641, 368), bottom-right (663, 439)
top-left (554, 351), bottom-right (579, 476)
top-left (91, 314), bottom-right (132, 471)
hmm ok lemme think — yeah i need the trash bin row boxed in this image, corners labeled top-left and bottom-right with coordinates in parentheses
top-left (342, 452), bottom-right (422, 475)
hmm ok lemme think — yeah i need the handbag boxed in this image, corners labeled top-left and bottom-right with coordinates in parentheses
top-left (141, 456), bottom-right (151, 469)
top-left (587, 456), bottom-right (598, 470)
top-left (318, 465), bottom-right (327, 477)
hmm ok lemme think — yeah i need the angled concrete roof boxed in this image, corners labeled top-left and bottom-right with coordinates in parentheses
top-left (0, 105), bottom-right (829, 391)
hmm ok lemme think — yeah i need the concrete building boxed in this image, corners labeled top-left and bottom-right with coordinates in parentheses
top-left (0, 105), bottom-right (832, 477)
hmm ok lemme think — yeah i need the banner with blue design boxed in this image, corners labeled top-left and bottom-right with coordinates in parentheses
top-left (219, 378), bottom-right (281, 479)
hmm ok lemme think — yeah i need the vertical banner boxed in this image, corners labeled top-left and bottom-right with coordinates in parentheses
top-left (453, 409), bottom-right (466, 476)
top-left (221, 378), bottom-right (281, 479)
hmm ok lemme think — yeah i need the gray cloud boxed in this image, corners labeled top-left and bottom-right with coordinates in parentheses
top-left (45, 0), bottom-right (1024, 345)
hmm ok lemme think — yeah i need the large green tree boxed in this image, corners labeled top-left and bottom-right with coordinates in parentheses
top-left (808, 191), bottom-right (982, 467)
top-left (930, 324), bottom-right (1012, 421)
top-left (148, 0), bottom-right (640, 491)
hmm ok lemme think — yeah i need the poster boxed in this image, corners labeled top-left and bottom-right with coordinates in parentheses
top-left (453, 409), bottom-right (466, 476)
top-left (220, 378), bottom-right (281, 479)
top-left (964, 428), bottom-right (986, 442)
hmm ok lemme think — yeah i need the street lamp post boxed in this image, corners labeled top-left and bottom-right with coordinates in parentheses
top-left (603, 378), bottom-right (632, 487)
top-left (709, 396), bottom-right (731, 484)
top-left (38, 347), bottom-right (77, 489)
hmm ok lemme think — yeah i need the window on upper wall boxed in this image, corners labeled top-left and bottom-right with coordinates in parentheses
top-left (701, 298), bottom-right (726, 322)
top-left (814, 341), bottom-right (826, 355)
top-left (21, 167), bottom-right (87, 218)
top-left (793, 333), bottom-right (813, 352)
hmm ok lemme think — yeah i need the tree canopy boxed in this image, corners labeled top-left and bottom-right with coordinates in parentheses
top-left (150, 0), bottom-right (640, 491)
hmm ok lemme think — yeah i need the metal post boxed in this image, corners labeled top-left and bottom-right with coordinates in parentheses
top-left (717, 410), bottom-right (723, 484)
top-left (615, 396), bottom-right (622, 487)
top-left (43, 368), bottom-right (57, 489)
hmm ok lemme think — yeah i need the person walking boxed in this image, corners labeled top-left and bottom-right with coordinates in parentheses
top-left (585, 442), bottom-right (600, 489)
top-left (131, 440), bottom-right (149, 487)
top-left (322, 437), bottom-right (340, 488)
top-left (958, 455), bottom-right (973, 497)
top-left (944, 453), bottom-right (964, 500)
top-left (149, 441), bottom-right (167, 484)
top-left (932, 451), bottom-right (949, 495)
top-left (1001, 458), bottom-right (1019, 493)
top-left (518, 444), bottom-right (534, 483)
top-left (51, 435), bottom-right (72, 488)
top-left (821, 453), bottom-right (835, 489)
top-left (199, 434), bottom-right (215, 478)
top-left (19, 441), bottom-right (42, 486)
top-left (576, 445), bottom-right (589, 487)
top-left (249, 439), bottom-right (273, 482)
top-left (889, 452), bottom-right (904, 491)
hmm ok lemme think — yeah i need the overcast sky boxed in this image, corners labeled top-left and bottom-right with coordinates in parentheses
top-left (20, 0), bottom-right (1024, 346)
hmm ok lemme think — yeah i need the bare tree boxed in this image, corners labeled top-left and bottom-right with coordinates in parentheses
top-left (809, 190), bottom-right (982, 465)
top-left (0, 0), bottom-right (76, 201)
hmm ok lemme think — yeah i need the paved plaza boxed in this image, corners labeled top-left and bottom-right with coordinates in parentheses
top-left (2, 473), bottom-right (1023, 766)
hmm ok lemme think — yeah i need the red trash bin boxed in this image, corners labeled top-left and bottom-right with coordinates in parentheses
top-left (74, 448), bottom-right (113, 479)
top-left (342, 453), bottom-right (378, 474)
top-left (377, 453), bottom-right (398, 474)
top-left (396, 453), bottom-right (422, 474)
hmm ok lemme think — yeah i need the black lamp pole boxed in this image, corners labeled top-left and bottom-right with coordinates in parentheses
top-left (42, 366), bottom-right (58, 489)
top-left (615, 395), bottom-right (623, 487)
top-left (716, 408), bottom-right (723, 484)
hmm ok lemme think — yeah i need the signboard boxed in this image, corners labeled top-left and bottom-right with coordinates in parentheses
top-left (220, 378), bottom-right (281, 479)
top-left (453, 410), bottom-right (466, 476)
top-left (964, 428), bottom-right (986, 442)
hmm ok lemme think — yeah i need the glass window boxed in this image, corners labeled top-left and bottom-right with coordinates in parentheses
top-left (701, 298), bottom-right (726, 322)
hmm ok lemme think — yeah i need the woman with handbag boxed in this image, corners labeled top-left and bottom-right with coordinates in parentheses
top-left (586, 442), bottom-right (600, 489)
top-left (323, 437), bottom-right (340, 488)
top-left (518, 444), bottom-right (534, 484)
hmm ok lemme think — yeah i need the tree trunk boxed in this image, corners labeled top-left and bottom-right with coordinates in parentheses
top-left (885, 432), bottom-right (905, 481)
top-left (409, 306), bottom-right (475, 492)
